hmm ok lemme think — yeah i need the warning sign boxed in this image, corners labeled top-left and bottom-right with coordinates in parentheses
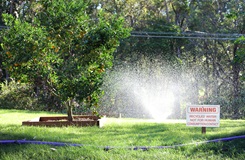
top-left (186, 105), bottom-right (220, 127)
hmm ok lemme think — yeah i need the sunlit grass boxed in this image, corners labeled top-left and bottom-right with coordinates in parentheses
top-left (0, 109), bottom-right (244, 160)
top-left (0, 109), bottom-right (64, 125)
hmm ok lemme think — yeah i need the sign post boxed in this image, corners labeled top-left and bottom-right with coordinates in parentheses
top-left (186, 105), bottom-right (220, 134)
top-left (202, 127), bottom-right (206, 134)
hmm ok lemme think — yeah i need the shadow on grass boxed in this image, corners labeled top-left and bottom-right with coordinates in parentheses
top-left (0, 124), bottom-right (39, 159)
top-left (188, 138), bottom-right (245, 159)
top-left (0, 125), bottom-right (35, 140)
top-left (0, 121), bottom-right (244, 159)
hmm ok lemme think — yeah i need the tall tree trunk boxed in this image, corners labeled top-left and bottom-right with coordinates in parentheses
top-left (204, 41), bottom-right (210, 102)
top-left (232, 44), bottom-right (241, 118)
top-left (212, 41), bottom-right (219, 100)
top-left (10, 0), bottom-right (14, 14)
top-left (67, 99), bottom-right (73, 121)
top-left (164, 0), bottom-right (170, 23)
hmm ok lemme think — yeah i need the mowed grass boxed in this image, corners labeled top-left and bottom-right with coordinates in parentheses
top-left (0, 109), bottom-right (244, 160)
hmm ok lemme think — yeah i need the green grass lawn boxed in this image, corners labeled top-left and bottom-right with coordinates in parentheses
top-left (0, 109), bottom-right (244, 160)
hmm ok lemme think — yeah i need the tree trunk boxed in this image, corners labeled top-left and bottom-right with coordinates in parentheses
top-left (67, 99), bottom-right (73, 121)
top-left (164, 0), bottom-right (170, 23)
top-left (232, 44), bottom-right (241, 118)
top-left (10, 0), bottom-right (14, 14)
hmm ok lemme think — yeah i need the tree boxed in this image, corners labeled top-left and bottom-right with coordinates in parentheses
top-left (98, 0), bottom-right (245, 119)
top-left (183, 0), bottom-right (245, 118)
top-left (0, 0), bottom-right (130, 121)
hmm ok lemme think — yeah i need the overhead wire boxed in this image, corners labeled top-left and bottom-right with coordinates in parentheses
top-left (130, 34), bottom-right (237, 40)
top-left (1, 25), bottom-right (244, 40)
top-left (131, 31), bottom-right (245, 40)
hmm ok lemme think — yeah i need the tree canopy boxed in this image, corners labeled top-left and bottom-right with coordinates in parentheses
top-left (0, 0), bottom-right (130, 120)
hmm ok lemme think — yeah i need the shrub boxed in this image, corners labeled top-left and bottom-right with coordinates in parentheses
top-left (0, 81), bottom-right (39, 110)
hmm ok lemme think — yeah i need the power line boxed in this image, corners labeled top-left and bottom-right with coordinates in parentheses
top-left (132, 31), bottom-right (244, 37)
top-left (131, 31), bottom-right (244, 40)
top-left (130, 34), bottom-right (237, 40)
top-left (0, 25), bottom-right (243, 40)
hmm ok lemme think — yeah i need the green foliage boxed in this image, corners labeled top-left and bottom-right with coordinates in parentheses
top-left (0, 0), bottom-right (130, 117)
top-left (0, 81), bottom-right (64, 112)
top-left (0, 81), bottom-right (38, 110)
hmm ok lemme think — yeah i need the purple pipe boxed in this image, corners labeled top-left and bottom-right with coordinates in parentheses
top-left (0, 135), bottom-right (244, 150)
top-left (0, 140), bottom-right (83, 147)
top-left (0, 140), bottom-right (16, 144)
top-left (133, 135), bottom-right (245, 150)
top-left (207, 135), bottom-right (245, 143)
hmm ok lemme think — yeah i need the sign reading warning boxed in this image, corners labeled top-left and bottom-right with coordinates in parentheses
top-left (186, 105), bottom-right (220, 127)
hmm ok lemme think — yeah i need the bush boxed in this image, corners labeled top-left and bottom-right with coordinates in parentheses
top-left (0, 80), bottom-right (99, 114)
top-left (0, 80), bottom-right (64, 112)
top-left (0, 81), bottom-right (39, 110)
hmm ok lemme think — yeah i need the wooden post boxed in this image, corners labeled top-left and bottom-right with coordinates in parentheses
top-left (202, 127), bottom-right (206, 134)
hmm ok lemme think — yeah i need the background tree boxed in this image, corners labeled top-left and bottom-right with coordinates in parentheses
top-left (1, 0), bottom-right (130, 121)
top-left (98, 0), bottom-right (244, 119)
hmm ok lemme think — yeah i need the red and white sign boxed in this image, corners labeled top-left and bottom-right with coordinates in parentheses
top-left (186, 105), bottom-right (220, 127)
